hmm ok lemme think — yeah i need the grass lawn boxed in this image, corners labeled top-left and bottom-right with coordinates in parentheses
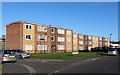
top-left (31, 52), bottom-right (107, 59)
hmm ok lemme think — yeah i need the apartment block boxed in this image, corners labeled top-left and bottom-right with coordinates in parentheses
top-left (6, 21), bottom-right (110, 53)
top-left (78, 34), bottom-right (84, 51)
top-left (65, 29), bottom-right (73, 52)
top-left (73, 33), bottom-right (78, 52)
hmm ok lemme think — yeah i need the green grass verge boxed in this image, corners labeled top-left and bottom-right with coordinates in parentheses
top-left (31, 52), bottom-right (107, 59)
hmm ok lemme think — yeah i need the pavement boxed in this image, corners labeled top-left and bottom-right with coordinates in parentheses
top-left (1, 55), bottom-right (119, 75)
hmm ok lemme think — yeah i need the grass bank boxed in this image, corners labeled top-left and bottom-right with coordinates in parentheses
top-left (31, 52), bottom-right (107, 59)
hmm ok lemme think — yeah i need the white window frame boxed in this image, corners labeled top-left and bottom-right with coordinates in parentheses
top-left (25, 34), bottom-right (32, 40)
top-left (51, 36), bottom-right (54, 41)
top-left (25, 24), bottom-right (32, 30)
top-left (38, 35), bottom-right (47, 41)
top-left (51, 28), bottom-right (55, 33)
top-left (58, 45), bottom-right (64, 50)
top-left (79, 46), bottom-right (84, 50)
top-left (67, 31), bottom-right (71, 34)
top-left (58, 29), bottom-right (64, 34)
top-left (37, 25), bottom-right (47, 32)
top-left (88, 36), bottom-right (92, 40)
top-left (25, 45), bottom-right (32, 50)
top-left (73, 34), bottom-right (77, 38)
top-left (58, 37), bottom-right (65, 42)
top-left (67, 38), bottom-right (71, 42)
top-left (79, 41), bottom-right (83, 44)
top-left (38, 45), bottom-right (47, 50)
top-left (79, 35), bottom-right (83, 39)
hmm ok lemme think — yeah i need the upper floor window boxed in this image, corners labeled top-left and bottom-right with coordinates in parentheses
top-left (37, 25), bottom-right (47, 32)
top-left (67, 38), bottom-right (71, 42)
top-left (38, 35), bottom-right (47, 41)
top-left (99, 37), bottom-right (102, 40)
top-left (73, 34), bottom-right (77, 38)
top-left (26, 24), bottom-right (32, 29)
top-left (51, 36), bottom-right (54, 41)
top-left (88, 36), bottom-right (92, 40)
top-left (58, 29), bottom-right (64, 34)
top-left (26, 34), bottom-right (32, 40)
top-left (51, 28), bottom-right (55, 33)
top-left (58, 37), bottom-right (64, 42)
top-left (67, 31), bottom-right (71, 34)
top-left (79, 35), bottom-right (83, 39)
top-left (79, 41), bottom-right (83, 44)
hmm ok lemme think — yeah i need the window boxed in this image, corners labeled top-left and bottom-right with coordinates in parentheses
top-left (105, 42), bottom-right (108, 45)
top-left (88, 41), bottom-right (92, 45)
top-left (79, 35), bottom-right (83, 39)
top-left (73, 47), bottom-right (77, 50)
top-left (79, 41), bottom-right (83, 44)
top-left (85, 41), bottom-right (88, 45)
top-left (25, 45), bottom-right (32, 50)
top-left (73, 40), bottom-right (77, 44)
top-left (58, 45), bottom-right (64, 50)
top-left (51, 28), bottom-right (55, 33)
top-left (67, 31), bottom-right (71, 34)
top-left (105, 38), bottom-right (108, 41)
top-left (88, 36), bottom-right (92, 40)
top-left (67, 46), bottom-right (71, 49)
top-left (37, 26), bottom-right (47, 32)
top-left (99, 37), bottom-right (102, 40)
top-left (38, 45), bottom-right (47, 50)
top-left (88, 46), bottom-right (92, 50)
top-left (99, 42), bottom-right (102, 45)
top-left (26, 34), bottom-right (32, 40)
top-left (58, 37), bottom-right (64, 42)
top-left (79, 46), bottom-right (84, 50)
top-left (51, 36), bottom-right (54, 41)
top-left (73, 34), bottom-right (77, 38)
top-left (26, 24), bottom-right (32, 29)
top-left (38, 35), bottom-right (47, 41)
top-left (67, 38), bottom-right (71, 42)
top-left (92, 37), bottom-right (95, 40)
top-left (58, 29), bottom-right (64, 34)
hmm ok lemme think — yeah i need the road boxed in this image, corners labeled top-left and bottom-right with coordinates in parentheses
top-left (1, 55), bottom-right (119, 75)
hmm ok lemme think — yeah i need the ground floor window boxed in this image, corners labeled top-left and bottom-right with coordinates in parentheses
top-left (25, 45), bottom-right (32, 50)
top-left (79, 46), bottom-right (84, 50)
top-left (58, 45), bottom-right (64, 50)
top-left (38, 45), bottom-right (47, 50)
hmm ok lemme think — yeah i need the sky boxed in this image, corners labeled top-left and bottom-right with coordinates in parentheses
top-left (1, 2), bottom-right (119, 41)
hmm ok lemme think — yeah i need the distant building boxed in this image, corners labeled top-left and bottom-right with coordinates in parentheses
top-left (110, 42), bottom-right (120, 48)
top-left (0, 37), bottom-right (5, 50)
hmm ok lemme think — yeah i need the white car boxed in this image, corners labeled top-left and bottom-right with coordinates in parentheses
top-left (108, 49), bottom-right (118, 56)
top-left (12, 50), bottom-right (30, 59)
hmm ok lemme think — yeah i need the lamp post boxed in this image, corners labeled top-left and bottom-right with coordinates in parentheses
top-left (110, 34), bottom-right (112, 48)
top-left (110, 34), bottom-right (112, 43)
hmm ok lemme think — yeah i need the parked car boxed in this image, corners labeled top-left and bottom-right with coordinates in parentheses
top-left (12, 49), bottom-right (30, 59)
top-left (108, 49), bottom-right (119, 56)
top-left (0, 50), bottom-right (16, 64)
